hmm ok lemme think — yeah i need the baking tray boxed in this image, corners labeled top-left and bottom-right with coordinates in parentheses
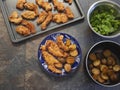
top-left (0, 0), bottom-right (84, 43)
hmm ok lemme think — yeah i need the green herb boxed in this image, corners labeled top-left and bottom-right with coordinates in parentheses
top-left (90, 5), bottom-right (120, 35)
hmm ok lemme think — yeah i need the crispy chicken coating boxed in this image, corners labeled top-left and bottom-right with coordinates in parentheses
top-left (16, 25), bottom-right (30, 36)
top-left (37, 11), bottom-right (48, 24)
top-left (21, 10), bottom-right (36, 20)
top-left (45, 40), bottom-right (68, 57)
top-left (21, 20), bottom-right (36, 34)
top-left (9, 11), bottom-right (23, 24)
top-left (41, 12), bottom-right (52, 30)
top-left (48, 65), bottom-right (62, 74)
top-left (24, 2), bottom-right (39, 16)
top-left (56, 35), bottom-right (69, 51)
top-left (53, 13), bottom-right (68, 23)
top-left (65, 6), bottom-right (74, 19)
top-left (65, 0), bottom-right (73, 4)
top-left (52, 0), bottom-right (65, 11)
top-left (16, 0), bottom-right (26, 10)
top-left (64, 64), bottom-right (71, 72)
top-left (36, 0), bottom-right (52, 11)
top-left (42, 51), bottom-right (61, 65)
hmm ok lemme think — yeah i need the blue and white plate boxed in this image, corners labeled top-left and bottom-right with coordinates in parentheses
top-left (38, 32), bottom-right (82, 77)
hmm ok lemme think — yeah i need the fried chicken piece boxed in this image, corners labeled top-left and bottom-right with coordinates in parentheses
top-left (48, 65), bottom-right (62, 74)
top-left (21, 10), bottom-right (36, 20)
top-left (54, 63), bottom-right (63, 69)
top-left (52, 0), bottom-right (65, 11)
top-left (24, 2), bottom-right (39, 16)
top-left (41, 12), bottom-right (52, 30)
top-left (45, 40), bottom-right (68, 57)
top-left (21, 20), bottom-right (36, 34)
top-left (16, 25), bottom-right (31, 36)
top-left (56, 35), bottom-right (69, 51)
top-left (37, 11), bottom-right (48, 24)
top-left (36, 0), bottom-right (52, 11)
top-left (53, 13), bottom-right (68, 23)
top-left (42, 51), bottom-right (61, 65)
top-left (65, 6), bottom-right (74, 19)
top-left (65, 0), bottom-right (73, 4)
top-left (9, 11), bottom-right (23, 24)
top-left (16, 0), bottom-right (26, 10)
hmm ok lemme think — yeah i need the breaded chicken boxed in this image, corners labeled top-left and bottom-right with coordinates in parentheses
top-left (53, 13), bottom-right (68, 23)
top-left (65, 0), bottom-right (73, 4)
top-left (45, 40), bottom-right (68, 57)
top-left (48, 65), bottom-right (62, 74)
top-left (21, 20), bottom-right (36, 34)
top-left (9, 11), bottom-right (23, 24)
top-left (42, 51), bottom-right (60, 65)
top-left (65, 6), bottom-right (74, 19)
top-left (21, 10), bottom-right (36, 20)
top-left (64, 63), bottom-right (71, 72)
top-left (24, 2), bottom-right (39, 16)
top-left (37, 11), bottom-right (48, 24)
top-left (16, 0), bottom-right (26, 10)
top-left (52, 0), bottom-right (65, 11)
top-left (36, 0), bottom-right (52, 11)
top-left (16, 25), bottom-right (31, 36)
top-left (41, 12), bottom-right (52, 30)
top-left (56, 35), bottom-right (69, 51)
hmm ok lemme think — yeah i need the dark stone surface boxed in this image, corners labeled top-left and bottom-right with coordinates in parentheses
top-left (0, 0), bottom-right (120, 90)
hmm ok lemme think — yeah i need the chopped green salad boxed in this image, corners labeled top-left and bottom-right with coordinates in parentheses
top-left (90, 5), bottom-right (120, 35)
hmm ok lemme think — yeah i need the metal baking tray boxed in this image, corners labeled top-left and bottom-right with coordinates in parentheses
top-left (0, 0), bottom-right (84, 43)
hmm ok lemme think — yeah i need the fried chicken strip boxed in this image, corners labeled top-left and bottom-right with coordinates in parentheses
top-left (41, 12), bottom-right (52, 30)
top-left (21, 10), bottom-right (36, 20)
top-left (16, 0), bottom-right (26, 10)
top-left (37, 11), bottom-right (48, 24)
top-left (65, 6), bottom-right (74, 19)
top-left (21, 20), bottom-right (36, 34)
top-left (53, 13), bottom-right (68, 23)
top-left (56, 35), bottom-right (69, 51)
top-left (45, 40), bottom-right (68, 57)
top-left (48, 65), bottom-right (62, 74)
top-left (42, 51), bottom-right (61, 65)
top-left (36, 0), bottom-right (52, 11)
top-left (52, 0), bottom-right (65, 11)
top-left (16, 25), bottom-right (31, 36)
top-left (24, 2), bottom-right (39, 16)
top-left (9, 11), bottom-right (22, 24)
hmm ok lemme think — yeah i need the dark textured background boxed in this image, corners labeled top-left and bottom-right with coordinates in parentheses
top-left (0, 0), bottom-right (120, 90)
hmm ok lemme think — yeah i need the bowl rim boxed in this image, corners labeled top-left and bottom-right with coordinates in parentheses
top-left (86, 40), bottom-right (120, 87)
top-left (87, 0), bottom-right (120, 38)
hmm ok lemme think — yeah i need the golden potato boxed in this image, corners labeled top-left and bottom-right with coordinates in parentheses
top-left (107, 56), bottom-right (116, 65)
top-left (101, 58), bottom-right (107, 64)
top-left (103, 49), bottom-right (111, 57)
top-left (101, 73), bottom-right (109, 80)
top-left (110, 73), bottom-right (118, 81)
top-left (66, 56), bottom-right (75, 64)
top-left (97, 75), bottom-right (105, 83)
top-left (70, 49), bottom-right (78, 57)
top-left (64, 64), bottom-right (71, 72)
top-left (113, 65), bottom-right (120, 72)
top-left (69, 44), bottom-right (76, 51)
top-left (91, 68), bottom-right (100, 75)
top-left (100, 65), bottom-right (108, 73)
top-left (89, 53), bottom-right (97, 61)
top-left (93, 60), bottom-right (101, 67)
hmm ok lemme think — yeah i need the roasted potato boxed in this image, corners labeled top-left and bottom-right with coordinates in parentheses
top-left (100, 65), bottom-right (108, 73)
top-left (93, 60), bottom-right (101, 67)
top-left (70, 49), bottom-right (78, 57)
top-left (97, 75), bottom-right (105, 83)
top-left (89, 64), bottom-right (94, 69)
top-left (103, 49), bottom-right (111, 57)
top-left (113, 65), bottom-right (120, 72)
top-left (101, 58), bottom-right (107, 64)
top-left (110, 73), bottom-right (118, 81)
top-left (101, 73), bottom-right (109, 80)
top-left (89, 53), bottom-right (97, 61)
top-left (91, 68), bottom-right (100, 75)
top-left (64, 64), bottom-right (71, 72)
top-left (66, 56), bottom-right (75, 65)
top-left (69, 44), bottom-right (76, 51)
top-left (107, 56), bottom-right (116, 65)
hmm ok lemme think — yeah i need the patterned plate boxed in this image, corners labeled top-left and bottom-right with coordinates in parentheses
top-left (38, 32), bottom-right (82, 77)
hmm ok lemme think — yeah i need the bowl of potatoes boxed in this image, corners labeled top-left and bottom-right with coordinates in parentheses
top-left (86, 40), bottom-right (120, 87)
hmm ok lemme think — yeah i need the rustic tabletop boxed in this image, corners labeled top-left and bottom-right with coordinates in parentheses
top-left (0, 0), bottom-right (120, 90)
